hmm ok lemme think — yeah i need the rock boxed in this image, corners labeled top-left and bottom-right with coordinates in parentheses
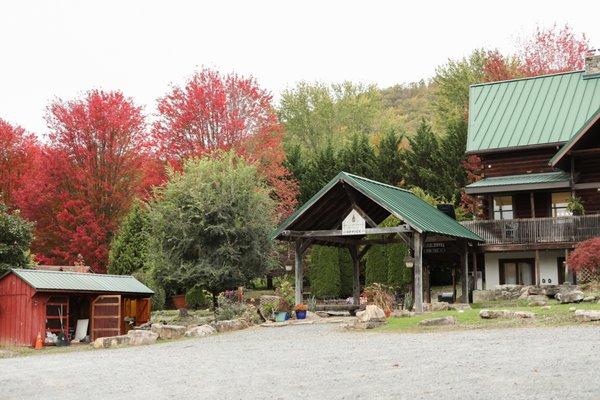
top-left (448, 303), bottom-right (471, 311)
top-left (528, 300), bottom-right (548, 307)
top-left (214, 319), bottom-right (250, 333)
top-left (574, 310), bottom-right (600, 322)
top-left (356, 305), bottom-right (386, 323)
top-left (527, 295), bottom-right (549, 302)
top-left (431, 302), bottom-right (449, 312)
top-left (391, 309), bottom-right (415, 318)
top-left (479, 309), bottom-right (534, 319)
top-left (150, 323), bottom-right (187, 340)
top-left (184, 324), bottom-right (217, 337)
top-left (127, 329), bottom-right (158, 345)
top-left (556, 288), bottom-right (585, 304)
top-left (315, 311), bottom-right (330, 318)
top-left (343, 320), bottom-right (384, 330)
top-left (582, 296), bottom-right (596, 302)
top-left (418, 316), bottom-right (456, 326)
top-left (135, 322), bottom-right (152, 330)
top-left (178, 308), bottom-right (189, 317)
top-left (92, 335), bottom-right (131, 349)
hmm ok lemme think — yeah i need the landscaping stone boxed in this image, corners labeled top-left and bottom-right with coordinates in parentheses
top-left (214, 319), bottom-right (250, 333)
top-left (418, 316), bottom-right (456, 326)
top-left (574, 310), bottom-right (600, 322)
top-left (527, 295), bottom-right (549, 302)
top-left (582, 296), bottom-right (596, 302)
top-left (356, 305), bottom-right (386, 323)
top-left (448, 303), bottom-right (471, 311)
top-left (528, 300), bottom-right (548, 307)
top-left (127, 329), bottom-right (159, 345)
top-left (479, 309), bottom-right (534, 319)
top-left (151, 323), bottom-right (187, 340)
top-left (555, 288), bottom-right (585, 304)
top-left (184, 324), bottom-right (217, 337)
top-left (315, 311), bottom-right (330, 318)
top-left (92, 335), bottom-right (130, 349)
top-left (476, 285), bottom-right (567, 302)
top-left (431, 302), bottom-right (449, 311)
top-left (391, 309), bottom-right (415, 318)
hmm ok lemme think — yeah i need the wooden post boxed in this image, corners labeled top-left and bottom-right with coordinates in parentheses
top-left (461, 241), bottom-right (469, 303)
top-left (451, 266), bottom-right (457, 302)
top-left (535, 249), bottom-right (540, 286)
top-left (294, 240), bottom-right (304, 305)
top-left (423, 264), bottom-right (431, 304)
top-left (473, 252), bottom-right (478, 290)
top-left (349, 245), bottom-right (360, 306)
top-left (530, 192), bottom-right (536, 218)
top-left (413, 232), bottom-right (423, 313)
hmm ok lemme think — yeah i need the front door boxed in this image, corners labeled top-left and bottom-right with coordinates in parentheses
top-left (500, 259), bottom-right (535, 285)
top-left (91, 295), bottom-right (121, 341)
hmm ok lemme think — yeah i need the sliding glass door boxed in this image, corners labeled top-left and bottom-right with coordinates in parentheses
top-left (500, 259), bottom-right (535, 285)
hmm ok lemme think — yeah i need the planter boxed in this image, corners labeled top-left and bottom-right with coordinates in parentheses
top-left (171, 294), bottom-right (188, 310)
top-left (275, 311), bottom-right (287, 322)
top-left (296, 310), bottom-right (307, 320)
top-left (285, 312), bottom-right (291, 320)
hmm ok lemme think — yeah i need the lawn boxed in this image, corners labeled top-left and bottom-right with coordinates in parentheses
top-left (379, 300), bottom-right (600, 332)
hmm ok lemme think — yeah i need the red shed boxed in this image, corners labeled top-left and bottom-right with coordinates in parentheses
top-left (0, 269), bottom-right (153, 347)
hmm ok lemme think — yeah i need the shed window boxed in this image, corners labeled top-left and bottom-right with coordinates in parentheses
top-left (552, 192), bottom-right (572, 217)
top-left (493, 196), bottom-right (513, 220)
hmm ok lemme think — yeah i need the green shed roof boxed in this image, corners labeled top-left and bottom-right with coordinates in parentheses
top-left (273, 172), bottom-right (482, 241)
top-left (7, 269), bottom-right (154, 295)
top-left (464, 171), bottom-right (571, 194)
top-left (468, 71), bottom-right (600, 153)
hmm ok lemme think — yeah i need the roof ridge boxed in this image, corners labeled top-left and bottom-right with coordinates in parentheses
top-left (12, 268), bottom-right (133, 279)
top-left (470, 70), bottom-right (585, 88)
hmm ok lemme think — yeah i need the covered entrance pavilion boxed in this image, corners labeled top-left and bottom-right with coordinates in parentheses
top-left (272, 172), bottom-right (483, 312)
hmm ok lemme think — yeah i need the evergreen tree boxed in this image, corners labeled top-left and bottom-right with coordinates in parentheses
top-left (300, 141), bottom-right (341, 203)
top-left (0, 203), bottom-right (33, 275)
top-left (387, 243), bottom-right (411, 289)
top-left (439, 119), bottom-right (468, 201)
top-left (339, 133), bottom-right (378, 178)
top-left (308, 245), bottom-right (341, 298)
top-left (365, 243), bottom-right (388, 285)
top-left (338, 247), bottom-right (354, 298)
top-left (403, 119), bottom-right (445, 197)
top-left (108, 201), bottom-right (151, 275)
top-left (375, 129), bottom-right (404, 186)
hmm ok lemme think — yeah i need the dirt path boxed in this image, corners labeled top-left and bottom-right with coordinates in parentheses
top-left (1, 324), bottom-right (599, 399)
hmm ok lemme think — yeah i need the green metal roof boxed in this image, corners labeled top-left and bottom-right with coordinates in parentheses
top-left (464, 171), bottom-right (571, 194)
top-left (468, 71), bottom-right (600, 153)
top-left (7, 269), bottom-right (154, 295)
top-left (273, 172), bottom-right (482, 241)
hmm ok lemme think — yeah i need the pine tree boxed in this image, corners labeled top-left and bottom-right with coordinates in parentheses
top-left (404, 119), bottom-right (445, 196)
top-left (365, 243), bottom-right (389, 285)
top-left (375, 129), bottom-right (403, 186)
top-left (439, 119), bottom-right (468, 201)
top-left (308, 245), bottom-right (341, 298)
top-left (387, 243), bottom-right (411, 289)
top-left (338, 248), bottom-right (354, 298)
top-left (108, 201), bottom-right (151, 275)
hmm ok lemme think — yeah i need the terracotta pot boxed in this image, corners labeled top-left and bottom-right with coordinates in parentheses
top-left (171, 294), bottom-right (188, 310)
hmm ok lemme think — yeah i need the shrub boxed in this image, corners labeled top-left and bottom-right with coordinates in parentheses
top-left (338, 248), bottom-right (354, 298)
top-left (387, 243), bottom-right (411, 289)
top-left (0, 203), bottom-right (34, 275)
top-left (185, 285), bottom-right (210, 309)
top-left (132, 270), bottom-right (166, 311)
top-left (365, 243), bottom-right (388, 285)
top-left (309, 245), bottom-right (341, 298)
top-left (275, 279), bottom-right (295, 311)
top-left (215, 296), bottom-right (260, 324)
top-left (567, 237), bottom-right (600, 279)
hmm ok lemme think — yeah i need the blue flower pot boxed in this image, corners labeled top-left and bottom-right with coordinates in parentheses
top-left (275, 311), bottom-right (287, 322)
top-left (296, 310), bottom-right (307, 320)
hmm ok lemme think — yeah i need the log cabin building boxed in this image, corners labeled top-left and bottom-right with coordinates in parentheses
top-left (462, 52), bottom-right (600, 288)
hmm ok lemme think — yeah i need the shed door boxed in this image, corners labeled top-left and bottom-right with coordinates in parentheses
top-left (91, 295), bottom-right (121, 341)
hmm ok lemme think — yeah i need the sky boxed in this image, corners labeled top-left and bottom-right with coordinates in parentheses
top-left (1, 0), bottom-right (599, 135)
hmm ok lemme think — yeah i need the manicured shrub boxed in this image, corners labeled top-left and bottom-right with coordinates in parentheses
top-left (365, 243), bottom-right (388, 285)
top-left (387, 243), bottom-right (411, 289)
top-left (338, 248), bottom-right (354, 298)
top-left (309, 245), bottom-right (341, 298)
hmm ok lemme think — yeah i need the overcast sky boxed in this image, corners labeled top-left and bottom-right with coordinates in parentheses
top-left (1, 0), bottom-right (599, 135)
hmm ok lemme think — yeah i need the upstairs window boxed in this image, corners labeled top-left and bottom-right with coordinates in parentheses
top-left (552, 192), bottom-right (572, 217)
top-left (493, 196), bottom-right (513, 220)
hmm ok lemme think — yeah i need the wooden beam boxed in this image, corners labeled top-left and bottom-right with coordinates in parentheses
top-left (294, 240), bottom-right (304, 305)
top-left (461, 241), bottom-right (469, 303)
top-left (281, 225), bottom-right (411, 238)
top-left (349, 245), bottom-right (361, 306)
top-left (535, 249), bottom-right (540, 286)
top-left (413, 232), bottom-right (423, 313)
top-left (571, 148), bottom-right (600, 156)
top-left (342, 183), bottom-right (378, 228)
top-left (358, 244), bottom-right (372, 260)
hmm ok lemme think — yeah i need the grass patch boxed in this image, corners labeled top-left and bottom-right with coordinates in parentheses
top-left (379, 301), bottom-right (600, 333)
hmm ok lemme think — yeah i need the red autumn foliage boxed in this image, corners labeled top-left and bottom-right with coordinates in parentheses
top-left (567, 237), bottom-right (600, 274)
top-left (0, 119), bottom-right (40, 208)
top-left (460, 155), bottom-right (484, 218)
top-left (152, 68), bottom-right (298, 218)
top-left (18, 90), bottom-right (153, 272)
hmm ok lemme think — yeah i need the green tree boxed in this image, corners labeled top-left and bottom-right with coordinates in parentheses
top-left (375, 129), bottom-right (404, 186)
top-left (439, 119), bottom-right (468, 200)
top-left (403, 119), bottom-right (445, 196)
top-left (308, 245), bottom-right (341, 298)
top-left (0, 203), bottom-right (34, 275)
top-left (149, 152), bottom-right (275, 307)
top-left (339, 133), bottom-right (378, 178)
top-left (387, 243), bottom-right (410, 289)
top-left (365, 243), bottom-right (388, 285)
top-left (108, 201), bottom-right (151, 275)
top-left (338, 248), bottom-right (354, 298)
top-left (297, 141), bottom-right (341, 203)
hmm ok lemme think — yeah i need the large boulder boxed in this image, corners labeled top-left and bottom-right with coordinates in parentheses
top-left (479, 309), bottom-right (534, 319)
top-left (555, 288), bottom-right (585, 304)
top-left (127, 329), bottom-right (158, 346)
top-left (356, 305), bottom-right (386, 323)
top-left (214, 319), bottom-right (250, 333)
top-left (151, 323), bottom-right (187, 340)
top-left (92, 335), bottom-right (131, 349)
top-left (184, 324), bottom-right (217, 337)
top-left (418, 316), bottom-right (456, 326)
top-left (574, 310), bottom-right (600, 322)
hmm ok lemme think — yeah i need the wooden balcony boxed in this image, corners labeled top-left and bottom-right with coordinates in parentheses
top-left (461, 214), bottom-right (600, 248)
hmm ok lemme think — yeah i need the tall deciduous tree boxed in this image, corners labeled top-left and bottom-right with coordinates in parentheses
top-left (149, 152), bottom-right (275, 307)
top-left (153, 68), bottom-right (297, 218)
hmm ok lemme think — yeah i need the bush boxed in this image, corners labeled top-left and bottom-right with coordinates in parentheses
top-left (338, 248), bottom-right (354, 298)
top-left (132, 271), bottom-right (166, 311)
top-left (309, 245), bottom-right (341, 298)
top-left (215, 296), bottom-right (260, 324)
top-left (275, 279), bottom-right (295, 311)
top-left (185, 285), bottom-right (210, 309)
top-left (365, 243), bottom-right (388, 285)
top-left (0, 203), bottom-right (34, 275)
top-left (387, 243), bottom-right (411, 289)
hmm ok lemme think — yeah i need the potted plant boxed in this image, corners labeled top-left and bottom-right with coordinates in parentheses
top-left (275, 299), bottom-right (289, 322)
top-left (295, 303), bottom-right (308, 320)
top-left (567, 195), bottom-right (585, 216)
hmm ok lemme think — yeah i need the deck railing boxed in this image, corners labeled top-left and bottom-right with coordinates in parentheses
top-left (461, 214), bottom-right (600, 245)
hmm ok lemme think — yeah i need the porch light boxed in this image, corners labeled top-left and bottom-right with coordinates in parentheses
top-left (404, 254), bottom-right (414, 269)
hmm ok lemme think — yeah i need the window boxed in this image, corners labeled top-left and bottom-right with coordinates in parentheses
top-left (500, 260), bottom-right (534, 285)
top-left (493, 196), bottom-right (513, 220)
top-left (552, 192), bottom-right (572, 217)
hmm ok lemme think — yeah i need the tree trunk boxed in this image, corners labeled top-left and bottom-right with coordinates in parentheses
top-left (211, 291), bottom-right (219, 310)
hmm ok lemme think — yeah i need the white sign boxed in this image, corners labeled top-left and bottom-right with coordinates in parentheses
top-left (342, 209), bottom-right (366, 235)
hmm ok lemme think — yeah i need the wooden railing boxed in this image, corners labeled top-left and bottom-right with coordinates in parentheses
top-left (461, 214), bottom-right (600, 245)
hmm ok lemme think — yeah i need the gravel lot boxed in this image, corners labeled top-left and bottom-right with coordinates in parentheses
top-left (1, 323), bottom-right (599, 400)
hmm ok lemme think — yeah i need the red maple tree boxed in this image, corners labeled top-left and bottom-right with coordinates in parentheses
top-left (152, 68), bottom-right (298, 218)
top-left (0, 119), bottom-right (40, 208)
top-left (19, 90), bottom-right (153, 272)
top-left (567, 237), bottom-right (600, 275)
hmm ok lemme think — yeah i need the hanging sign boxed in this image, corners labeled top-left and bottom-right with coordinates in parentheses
top-left (342, 209), bottom-right (366, 235)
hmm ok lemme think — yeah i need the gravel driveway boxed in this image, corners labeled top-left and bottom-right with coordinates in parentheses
top-left (1, 323), bottom-right (599, 400)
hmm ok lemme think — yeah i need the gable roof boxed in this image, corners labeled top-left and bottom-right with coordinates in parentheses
top-left (272, 172), bottom-right (482, 242)
top-left (467, 70), bottom-right (600, 153)
top-left (549, 107), bottom-right (600, 167)
top-left (4, 269), bottom-right (154, 295)
top-left (464, 171), bottom-right (571, 194)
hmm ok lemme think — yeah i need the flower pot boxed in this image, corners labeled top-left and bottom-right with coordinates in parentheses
top-left (171, 294), bottom-right (188, 310)
top-left (296, 310), bottom-right (307, 320)
top-left (275, 311), bottom-right (287, 322)
top-left (285, 312), bottom-right (291, 320)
